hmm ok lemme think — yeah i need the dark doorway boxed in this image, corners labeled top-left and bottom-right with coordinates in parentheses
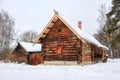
top-left (27, 54), bottom-right (30, 64)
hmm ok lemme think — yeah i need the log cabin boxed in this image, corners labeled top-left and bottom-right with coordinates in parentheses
top-left (11, 42), bottom-right (43, 65)
top-left (35, 11), bottom-right (108, 65)
top-left (11, 11), bottom-right (108, 65)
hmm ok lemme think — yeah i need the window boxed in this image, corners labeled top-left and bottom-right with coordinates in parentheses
top-left (58, 28), bottom-right (62, 32)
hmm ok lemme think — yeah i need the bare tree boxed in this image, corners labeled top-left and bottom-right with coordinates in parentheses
top-left (94, 4), bottom-right (113, 58)
top-left (0, 10), bottom-right (15, 60)
top-left (19, 31), bottom-right (38, 43)
top-left (97, 4), bottom-right (107, 29)
top-left (94, 4), bottom-right (108, 45)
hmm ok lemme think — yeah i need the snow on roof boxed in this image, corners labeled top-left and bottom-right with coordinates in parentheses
top-left (117, 21), bottom-right (120, 26)
top-left (58, 13), bottom-right (109, 49)
top-left (36, 11), bottom-right (108, 50)
top-left (19, 42), bottom-right (42, 52)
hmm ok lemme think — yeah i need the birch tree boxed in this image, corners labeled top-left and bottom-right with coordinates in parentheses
top-left (94, 4), bottom-right (114, 58)
top-left (0, 10), bottom-right (14, 60)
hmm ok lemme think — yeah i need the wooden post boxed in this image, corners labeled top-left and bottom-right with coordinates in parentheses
top-left (102, 48), bottom-right (107, 62)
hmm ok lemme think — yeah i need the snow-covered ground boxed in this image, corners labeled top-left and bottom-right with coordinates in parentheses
top-left (0, 59), bottom-right (120, 80)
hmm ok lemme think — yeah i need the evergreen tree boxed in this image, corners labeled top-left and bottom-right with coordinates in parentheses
top-left (106, 0), bottom-right (120, 58)
top-left (95, 1), bottom-right (120, 58)
top-left (106, 0), bottom-right (120, 48)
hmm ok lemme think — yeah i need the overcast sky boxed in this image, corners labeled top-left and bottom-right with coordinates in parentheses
top-left (0, 0), bottom-right (112, 35)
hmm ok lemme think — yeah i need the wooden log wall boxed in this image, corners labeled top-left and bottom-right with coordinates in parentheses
top-left (40, 19), bottom-right (81, 61)
top-left (11, 45), bottom-right (27, 63)
top-left (82, 42), bottom-right (92, 62)
top-left (77, 39), bottom-right (82, 64)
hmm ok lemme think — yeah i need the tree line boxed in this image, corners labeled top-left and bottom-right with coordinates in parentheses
top-left (0, 10), bottom-right (14, 60)
top-left (0, 10), bottom-right (38, 61)
top-left (94, 0), bottom-right (120, 58)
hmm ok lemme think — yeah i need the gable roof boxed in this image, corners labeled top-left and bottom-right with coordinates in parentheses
top-left (35, 11), bottom-right (108, 50)
top-left (12, 42), bottom-right (42, 53)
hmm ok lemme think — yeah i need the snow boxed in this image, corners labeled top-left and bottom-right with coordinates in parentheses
top-left (58, 13), bottom-right (108, 49)
top-left (111, 14), bottom-right (116, 19)
top-left (0, 59), bottom-right (120, 80)
top-left (76, 29), bottom-right (108, 49)
top-left (117, 21), bottom-right (120, 26)
top-left (18, 42), bottom-right (42, 52)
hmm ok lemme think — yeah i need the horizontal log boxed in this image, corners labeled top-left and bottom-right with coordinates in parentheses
top-left (45, 41), bottom-right (57, 44)
top-left (45, 51), bottom-right (56, 53)
top-left (45, 48), bottom-right (56, 51)
top-left (63, 48), bottom-right (78, 50)
top-left (62, 53), bottom-right (78, 56)
top-left (45, 43), bottom-right (57, 45)
top-left (63, 46), bottom-right (76, 48)
top-left (62, 50), bottom-right (78, 53)
top-left (45, 54), bottom-right (57, 56)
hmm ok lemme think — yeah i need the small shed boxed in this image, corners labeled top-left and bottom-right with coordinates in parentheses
top-left (11, 42), bottom-right (43, 65)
